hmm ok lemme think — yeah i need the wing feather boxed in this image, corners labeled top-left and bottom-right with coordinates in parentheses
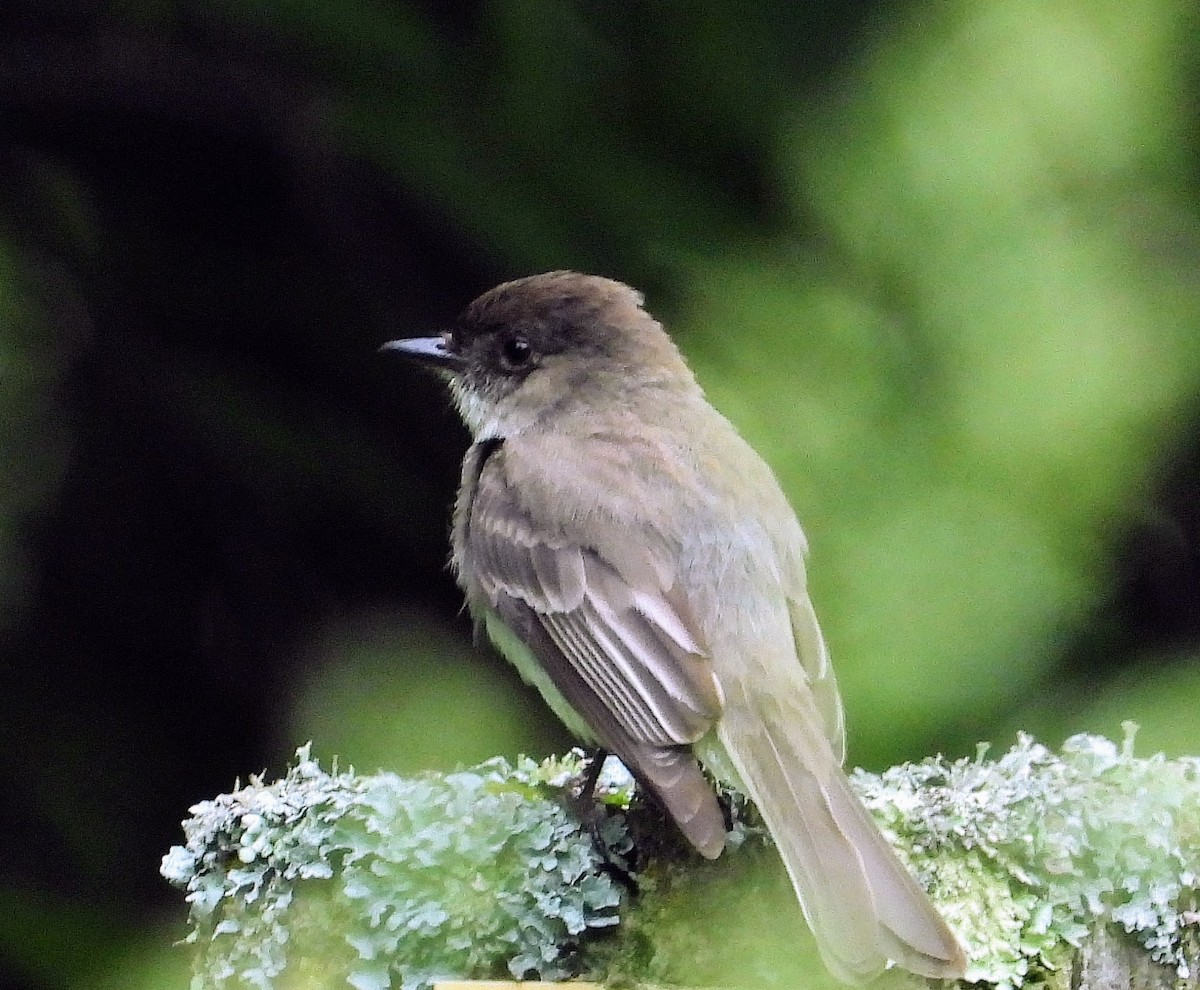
top-left (455, 441), bottom-right (727, 856)
top-left (465, 449), bottom-right (722, 748)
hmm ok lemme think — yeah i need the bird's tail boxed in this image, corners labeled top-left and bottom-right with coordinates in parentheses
top-left (717, 698), bottom-right (967, 985)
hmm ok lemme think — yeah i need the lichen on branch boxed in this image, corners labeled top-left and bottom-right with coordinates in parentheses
top-left (162, 727), bottom-right (1199, 990)
top-left (853, 725), bottom-right (1199, 988)
top-left (161, 749), bottom-right (630, 990)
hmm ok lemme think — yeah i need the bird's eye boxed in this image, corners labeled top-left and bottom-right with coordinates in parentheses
top-left (500, 335), bottom-right (533, 370)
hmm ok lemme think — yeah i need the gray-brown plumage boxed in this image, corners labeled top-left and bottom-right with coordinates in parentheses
top-left (382, 271), bottom-right (967, 984)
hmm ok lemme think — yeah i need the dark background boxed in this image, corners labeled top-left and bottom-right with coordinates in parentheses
top-left (1, 2), bottom-right (1198, 987)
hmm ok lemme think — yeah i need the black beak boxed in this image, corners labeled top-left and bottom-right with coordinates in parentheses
top-left (378, 336), bottom-right (465, 371)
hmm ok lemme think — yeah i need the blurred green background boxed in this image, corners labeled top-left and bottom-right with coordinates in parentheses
top-left (2, 0), bottom-right (1198, 987)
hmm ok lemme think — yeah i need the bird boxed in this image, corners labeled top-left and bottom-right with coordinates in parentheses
top-left (381, 271), bottom-right (967, 984)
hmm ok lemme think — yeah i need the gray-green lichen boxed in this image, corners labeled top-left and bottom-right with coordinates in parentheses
top-left (163, 728), bottom-right (1199, 989)
top-left (161, 746), bottom-right (627, 990)
top-left (854, 724), bottom-right (1199, 989)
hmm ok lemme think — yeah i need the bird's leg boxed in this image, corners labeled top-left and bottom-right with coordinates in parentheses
top-left (567, 748), bottom-right (609, 826)
top-left (718, 789), bottom-right (734, 834)
top-left (576, 747), bottom-right (608, 803)
top-left (569, 749), bottom-right (638, 894)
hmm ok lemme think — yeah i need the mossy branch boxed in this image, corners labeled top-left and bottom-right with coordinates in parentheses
top-left (162, 726), bottom-right (1199, 990)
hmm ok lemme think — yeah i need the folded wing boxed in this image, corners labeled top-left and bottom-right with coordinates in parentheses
top-left (462, 444), bottom-right (727, 856)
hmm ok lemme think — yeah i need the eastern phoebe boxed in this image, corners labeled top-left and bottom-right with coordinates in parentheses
top-left (382, 271), bottom-right (966, 983)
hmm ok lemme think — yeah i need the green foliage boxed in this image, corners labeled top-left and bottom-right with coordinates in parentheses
top-left (164, 732), bottom-right (1199, 989)
top-left (287, 614), bottom-right (570, 776)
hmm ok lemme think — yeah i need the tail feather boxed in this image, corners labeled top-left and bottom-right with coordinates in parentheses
top-left (765, 745), bottom-right (887, 982)
top-left (718, 703), bottom-right (967, 984)
top-left (636, 743), bottom-right (728, 860)
top-left (821, 759), bottom-right (968, 977)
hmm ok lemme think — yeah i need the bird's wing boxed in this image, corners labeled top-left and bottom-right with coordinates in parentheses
top-left (462, 443), bottom-right (727, 856)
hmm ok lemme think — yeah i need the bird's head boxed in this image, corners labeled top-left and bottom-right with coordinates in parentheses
top-left (381, 271), bottom-right (698, 439)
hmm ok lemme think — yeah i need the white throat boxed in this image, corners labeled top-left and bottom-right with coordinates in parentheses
top-left (450, 379), bottom-right (523, 441)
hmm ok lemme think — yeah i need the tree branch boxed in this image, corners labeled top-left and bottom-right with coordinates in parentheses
top-left (162, 727), bottom-right (1199, 989)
